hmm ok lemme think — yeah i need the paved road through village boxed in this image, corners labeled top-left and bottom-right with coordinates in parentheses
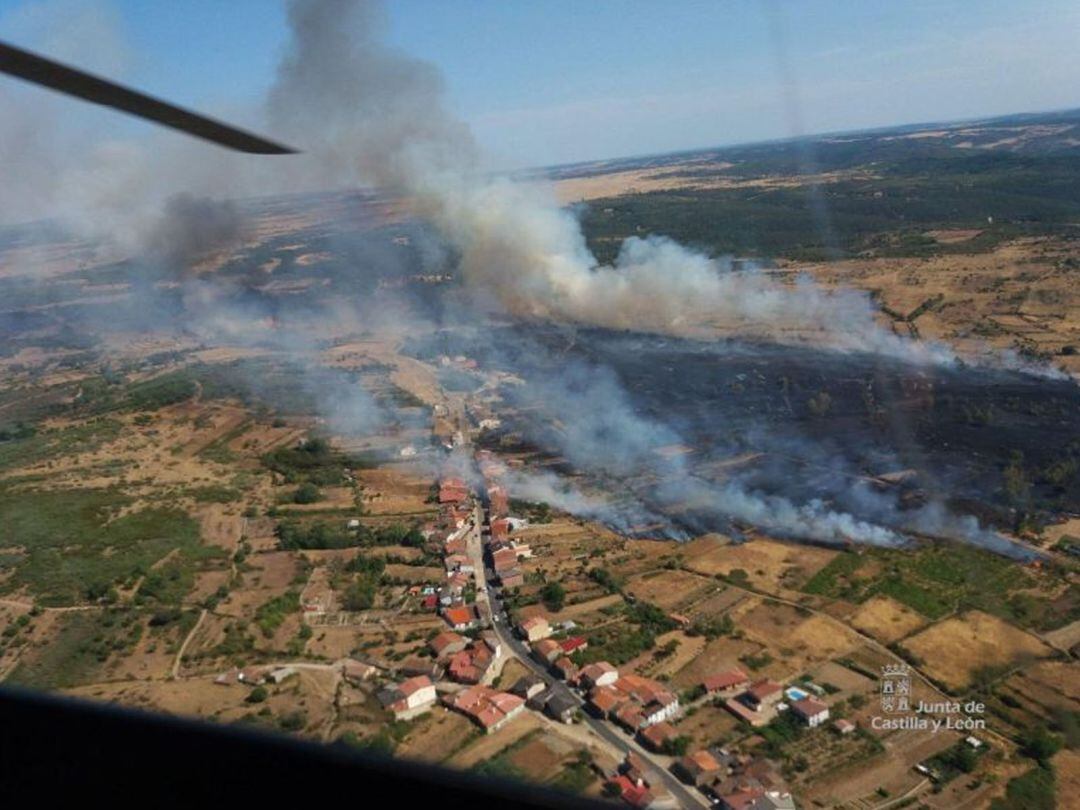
top-left (466, 524), bottom-right (706, 810)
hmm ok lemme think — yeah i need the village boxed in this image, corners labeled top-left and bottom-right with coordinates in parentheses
top-left (167, 342), bottom-right (1025, 810)
top-left (0, 338), bottom-right (1061, 810)
top-left (213, 437), bottom-right (871, 809)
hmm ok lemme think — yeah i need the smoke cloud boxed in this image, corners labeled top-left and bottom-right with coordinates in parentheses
top-left (264, 0), bottom-right (955, 363)
top-left (0, 0), bottom-right (1060, 557)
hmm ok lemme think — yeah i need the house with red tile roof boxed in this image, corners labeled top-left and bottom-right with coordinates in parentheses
top-left (518, 615), bottom-right (552, 642)
top-left (442, 685), bottom-right (525, 734)
top-left (606, 775), bottom-right (654, 809)
top-left (790, 696), bottom-right (829, 727)
top-left (531, 638), bottom-right (562, 664)
top-left (716, 786), bottom-right (765, 810)
top-left (499, 568), bottom-right (524, 589)
top-left (558, 636), bottom-right (588, 655)
top-left (579, 661), bottom-right (618, 689)
top-left (744, 679), bottom-right (783, 710)
top-left (491, 547), bottom-right (518, 572)
top-left (723, 697), bottom-right (771, 728)
top-left (383, 675), bottom-right (437, 721)
top-left (833, 718), bottom-right (856, 735)
top-left (442, 605), bottom-right (479, 631)
top-left (674, 749), bottom-right (723, 787)
top-left (638, 721), bottom-right (679, 753)
top-left (587, 674), bottom-right (680, 728)
top-left (438, 479), bottom-right (469, 504)
top-left (552, 656), bottom-right (578, 682)
top-left (588, 686), bottom-right (622, 717)
top-left (446, 643), bottom-right (494, 684)
top-left (429, 631), bottom-right (468, 659)
top-left (490, 517), bottom-right (511, 541)
top-left (702, 669), bottom-right (750, 695)
top-left (487, 486), bottom-right (508, 517)
top-left (614, 703), bottom-right (648, 732)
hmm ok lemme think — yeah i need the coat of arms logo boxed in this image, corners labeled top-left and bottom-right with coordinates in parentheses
top-left (881, 663), bottom-right (911, 713)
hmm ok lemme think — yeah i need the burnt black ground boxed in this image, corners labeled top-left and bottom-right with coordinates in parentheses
top-left (407, 327), bottom-right (1080, 534)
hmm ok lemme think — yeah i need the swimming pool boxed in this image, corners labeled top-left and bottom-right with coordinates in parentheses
top-left (786, 687), bottom-right (809, 702)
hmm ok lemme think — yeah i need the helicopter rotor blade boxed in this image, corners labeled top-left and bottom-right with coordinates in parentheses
top-left (0, 40), bottom-right (298, 155)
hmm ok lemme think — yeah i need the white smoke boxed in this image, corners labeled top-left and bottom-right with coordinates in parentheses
top-left (0, 0), bottom-right (1060, 556)
top-left (261, 0), bottom-right (961, 363)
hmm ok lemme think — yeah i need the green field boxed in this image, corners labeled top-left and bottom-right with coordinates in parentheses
top-left (800, 542), bottom-right (1077, 630)
top-left (0, 486), bottom-right (220, 606)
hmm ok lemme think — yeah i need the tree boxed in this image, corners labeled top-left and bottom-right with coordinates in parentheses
top-left (588, 567), bottom-right (620, 593)
top-left (1020, 725), bottom-right (1063, 766)
top-left (727, 569), bottom-right (750, 587)
top-left (246, 686), bottom-right (268, 704)
top-left (293, 482), bottom-right (322, 504)
top-left (541, 581), bottom-right (567, 612)
top-left (662, 735), bottom-right (691, 756)
top-left (342, 579), bottom-right (377, 612)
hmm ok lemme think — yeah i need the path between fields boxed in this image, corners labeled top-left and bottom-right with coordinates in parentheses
top-left (171, 608), bottom-right (207, 678)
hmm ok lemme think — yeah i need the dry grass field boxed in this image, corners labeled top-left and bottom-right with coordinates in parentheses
top-left (65, 669), bottom-right (338, 735)
top-left (900, 610), bottom-right (1054, 691)
top-left (849, 595), bottom-right (929, 644)
top-left (445, 712), bottom-right (543, 769)
top-left (668, 635), bottom-right (765, 690)
top-left (622, 568), bottom-right (715, 611)
top-left (671, 702), bottom-right (741, 750)
top-left (730, 598), bottom-right (864, 678)
top-left (801, 237), bottom-right (1080, 375)
top-left (394, 708), bottom-right (479, 763)
top-left (355, 466), bottom-right (435, 515)
top-left (625, 630), bottom-right (705, 679)
top-left (681, 535), bottom-right (839, 595)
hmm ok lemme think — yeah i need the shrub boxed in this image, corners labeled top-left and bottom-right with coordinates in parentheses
top-left (246, 686), bottom-right (268, 704)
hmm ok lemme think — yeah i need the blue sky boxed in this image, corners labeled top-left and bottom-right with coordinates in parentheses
top-left (2, 0), bottom-right (1079, 167)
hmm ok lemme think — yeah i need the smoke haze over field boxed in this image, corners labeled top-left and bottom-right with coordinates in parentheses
top-left (0, 0), bottom-right (1066, 556)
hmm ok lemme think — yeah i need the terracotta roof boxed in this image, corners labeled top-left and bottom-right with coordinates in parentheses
top-left (718, 787), bottom-right (766, 810)
top-left (399, 675), bottom-right (433, 697)
top-left (615, 703), bottom-right (646, 730)
top-left (580, 661), bottom-right (617, 682)
top-left (553, 655), bottom-right (577, 675)
top-left (438, 485), bottom-right (469, 504)
top-left (444, 685), bottom-right (524, 729)
top-left (532, 638), bottom-right (561, 660)
top-left (443, 606), bottom-right (477, 627)
top-left (684, 749), bottom-right (722, 774)
top-left (558, 636), bottom-right (588, 653)
top-left (747, 679), bottom-right (783, 702)
top-left (614, 674), bottom-right (677, 708)
top-left (609, 775), bottom-right (653, 808)
top-left (703, 669), bottom-right (750, 692)
top-left (589, 687), bottom-right (621, 714)
top-left (430, 631), bottom-right (466, 655)
top-left (639, 721), bottom-right (678, 749)
top-left (791, 696), bottom-right (829, 719)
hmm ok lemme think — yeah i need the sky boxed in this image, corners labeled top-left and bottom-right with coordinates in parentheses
top-left (1, 0), bottom-right (1080, 168)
